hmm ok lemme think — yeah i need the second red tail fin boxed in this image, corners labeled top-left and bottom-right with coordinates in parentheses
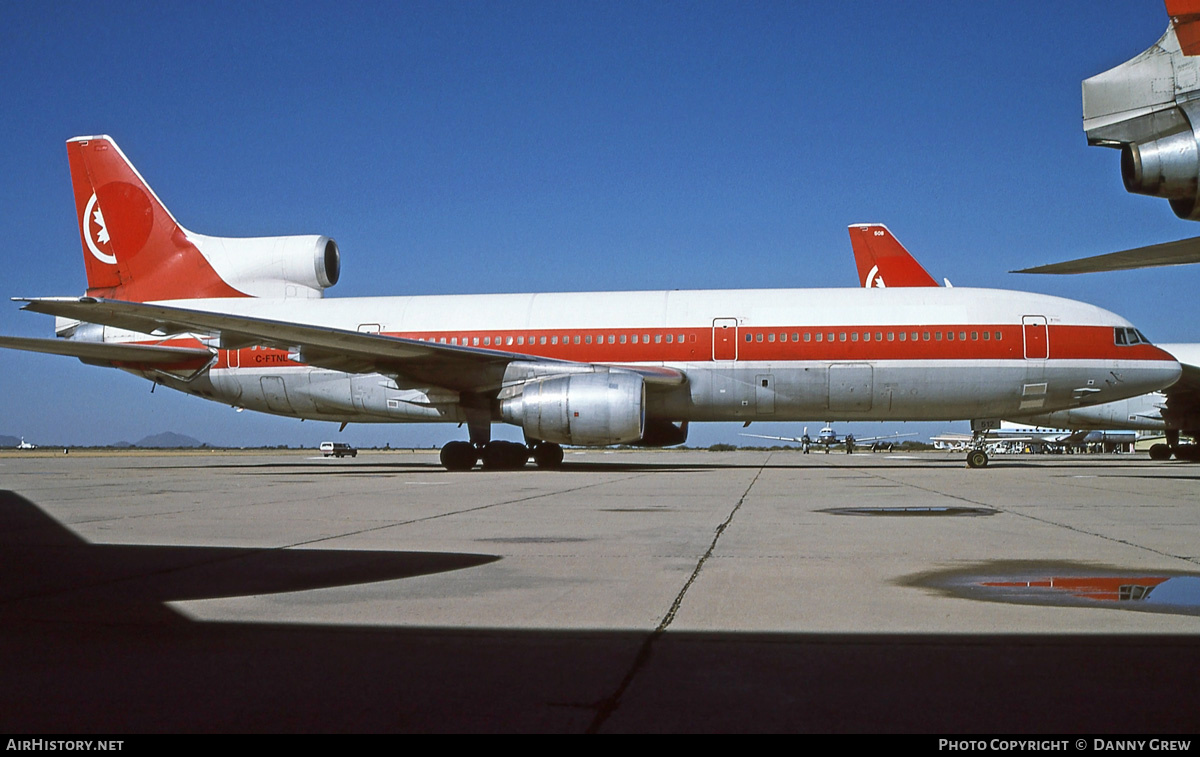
top-left (848, 224), bottom-right (939, 288)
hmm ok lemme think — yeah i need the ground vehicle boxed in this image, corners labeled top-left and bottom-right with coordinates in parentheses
top-left (320, 442), bottom-right (357, 458)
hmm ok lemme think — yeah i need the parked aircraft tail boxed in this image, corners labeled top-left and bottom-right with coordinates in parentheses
top-left (68, 136), bottom-right (245, 301)
top-left (847, 223), bottom-right (940, 288)
top-left (67, 135), bottom-right (340, 302)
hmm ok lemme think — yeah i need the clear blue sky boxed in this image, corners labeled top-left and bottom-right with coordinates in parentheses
top-left (0, 0), bottom-right (1191, 448)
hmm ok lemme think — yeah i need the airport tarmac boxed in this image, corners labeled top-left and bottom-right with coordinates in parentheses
top-left (1, 448), bottom-right (1198, 733)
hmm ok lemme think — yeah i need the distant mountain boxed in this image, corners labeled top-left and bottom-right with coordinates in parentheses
top-left (0, 435), bottom-right (20, 448)
top-left (133, 432), bottom-right (205, 448)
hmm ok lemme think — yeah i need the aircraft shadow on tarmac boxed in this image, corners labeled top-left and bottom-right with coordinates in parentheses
top-left (168, 457), bottom-right (990, 475)
top-left (2, 489), bottom-right (1199, 733)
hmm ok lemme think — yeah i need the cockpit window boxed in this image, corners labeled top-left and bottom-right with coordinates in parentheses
top-left (1114, 327), bottom-right (1150, 346)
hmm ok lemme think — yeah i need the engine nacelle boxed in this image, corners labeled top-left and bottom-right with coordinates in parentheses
top-left (191, 232), bottom-right (341, 298)
top-left (1084, 23), bottom-right (1200, 220)
top-left (500, 372), bottom-right (645, 446)
top-left (1121, 128), bottom-right (1200, 220)
top-left (1122, 130), bottom-right (1199, 200)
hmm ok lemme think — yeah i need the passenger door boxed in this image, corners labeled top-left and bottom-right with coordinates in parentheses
top-left (712, 318), bottom-right (738, 361)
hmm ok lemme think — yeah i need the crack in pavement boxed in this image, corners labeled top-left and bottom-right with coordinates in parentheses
top-left (586, 457), bottom-right (770, 733)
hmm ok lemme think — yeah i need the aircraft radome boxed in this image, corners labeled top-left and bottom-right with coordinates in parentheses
top-left (0, 137), bottom-right (1182, 469)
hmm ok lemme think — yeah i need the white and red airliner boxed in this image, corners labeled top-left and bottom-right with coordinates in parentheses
top-left (0, 136), bottom-right (1182, 469)
top-left (850, 223), bottom-right (1200, 461)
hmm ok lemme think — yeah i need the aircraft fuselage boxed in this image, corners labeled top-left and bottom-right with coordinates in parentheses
top-left (97, 285), bottom-right (1179, 431)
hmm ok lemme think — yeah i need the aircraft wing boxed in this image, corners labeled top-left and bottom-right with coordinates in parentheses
top-left (0, 335), bottom-right (213, 366)
top-left (739, 433), bottom-right (804, 444)
top-left (13, 297), bottom-right (686, 394)
top-left (932, 431), bottom-right (1047, 444)
top-left (1056, 430), bottom-right (1099, 445)
top-left (931, 433), bottom-right (972, 443)
top-left (850, 432), bottom-right (918, 443)
top-left (1013, 236), bottom-right (1200, 275)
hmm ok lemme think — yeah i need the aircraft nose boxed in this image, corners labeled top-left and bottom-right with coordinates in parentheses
top-left (1145, 347), bottom-right (1183, 391)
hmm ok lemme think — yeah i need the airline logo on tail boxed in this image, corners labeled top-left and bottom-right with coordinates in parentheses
top-left (82, 193), bottom-right (116, 265)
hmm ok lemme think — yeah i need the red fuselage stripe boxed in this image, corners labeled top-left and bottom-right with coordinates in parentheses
top-left (207, 323), bottom-right (1171, 369)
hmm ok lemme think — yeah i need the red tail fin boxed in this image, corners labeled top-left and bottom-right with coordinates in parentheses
top-left (1166, 0), bottom-right (1200, 56)
top-left (67, 135), bottom-right (246, 301)
top-left (848, 224), bottom-right (939, 288)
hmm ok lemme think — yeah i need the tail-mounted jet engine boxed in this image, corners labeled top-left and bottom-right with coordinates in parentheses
top-left (1084, 20), bottom-right (1200, 220)
top-left (190, 233), bottom-right (340, 298)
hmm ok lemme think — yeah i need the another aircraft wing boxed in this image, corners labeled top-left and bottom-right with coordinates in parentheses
top-left (13, 297), bottom-right (686, 393)
top-left (1013, 236), bottom-right (1200, 275)
top-left (739, 433), bottom-right (803, 444)
top-left (932, 431), bottom-right (1045, 444)
top-left (930, 433), bottom-right (972, 446)
top-left (851, 432), bottom-right (919, 444)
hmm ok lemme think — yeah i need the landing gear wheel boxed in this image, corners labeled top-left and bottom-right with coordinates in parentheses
top-left (1149, 443), bottom-right (1173, 461)
top-left (1176, 444), bottom-right (1200, 462)
top-left (532, 442), bottom-right (564, 469)
top-left (482, 441), bottom-right (529, 470)
top-left (966, 449), bottom-right (989, 469)
top-left (440, 441), bottom-right (478, 471)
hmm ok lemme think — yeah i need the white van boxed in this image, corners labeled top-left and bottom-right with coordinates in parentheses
top-left (320, 441), bottom-right (358, 458)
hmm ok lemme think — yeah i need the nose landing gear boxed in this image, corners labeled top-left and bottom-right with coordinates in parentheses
top-left (966, 422), bottom-right (990, 468)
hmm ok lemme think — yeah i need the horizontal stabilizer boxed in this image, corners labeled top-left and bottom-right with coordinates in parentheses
top-left (0, 335), bottom-right (212, 365)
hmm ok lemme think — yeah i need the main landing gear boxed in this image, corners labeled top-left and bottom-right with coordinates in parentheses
top-left (439, 440), bottom-right (564, 471)
top-left (1148, 430), bottom-right (1200, 462)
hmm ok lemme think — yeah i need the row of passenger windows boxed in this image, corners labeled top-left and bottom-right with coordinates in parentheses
top-left (417, 333), bottom-right (696, 347)
top-left (411, 330), bottom-right (1007, 347)
top-left (745, 330), bottom-right (1003, 343)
